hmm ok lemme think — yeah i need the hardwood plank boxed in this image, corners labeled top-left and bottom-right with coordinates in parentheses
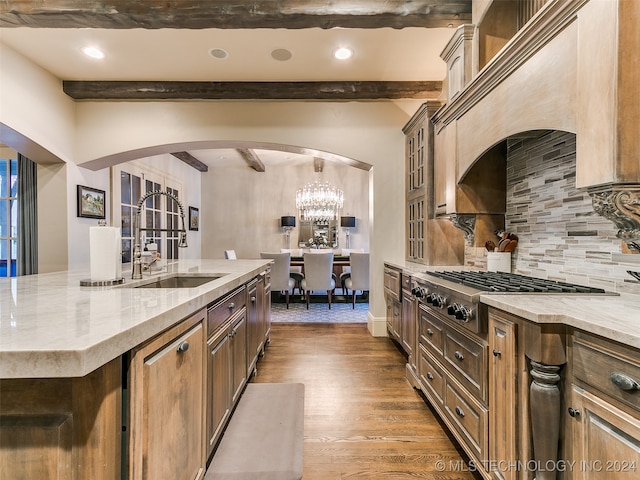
top-left (250, 323), bottom-right (481, 479)
top-left (62, 80), bottom-right (443, 101)
top-left (0, 1), bottom-right (471, 30)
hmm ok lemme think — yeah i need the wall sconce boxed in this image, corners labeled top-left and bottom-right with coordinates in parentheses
top-left (340, 216), bottom-right (356, 249)
top-left (281, 216), bottom-right (296, 248)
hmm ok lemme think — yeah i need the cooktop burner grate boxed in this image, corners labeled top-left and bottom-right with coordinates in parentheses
top-left (426, 271), bottom-right (606, 294)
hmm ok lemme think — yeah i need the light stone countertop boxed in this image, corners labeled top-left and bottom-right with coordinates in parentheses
top-left (480, 292), bottom-right (640, 349)
top-left (0, 259), bottom-right (271, 379)
top-left (385, 260), bottom-right (640, 350)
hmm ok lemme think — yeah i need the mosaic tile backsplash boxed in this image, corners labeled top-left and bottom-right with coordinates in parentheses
top-left (465, 130), bottom-right (640, 294)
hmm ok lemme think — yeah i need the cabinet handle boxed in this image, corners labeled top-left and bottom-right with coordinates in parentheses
top-left (228, 302), bottom-right (235, 310)
top-left (426, 328), bottom-right (434, 336)
top-left (454, 351), bottom-right (464, 361)
top-left (176, 341), bottom-right (190, 353)
top-left (610, 372), bottom-right (640, 391)
top-left (492, 349), bottom-right (502, 357)
top-left (251, 296), bottom-right (256, 303)
top-left (568, 407), bottom-right (580, 418)
top-left (455, 406), bottom-right (465, 418)
top-left (426, 372), bottom-right (434, 380)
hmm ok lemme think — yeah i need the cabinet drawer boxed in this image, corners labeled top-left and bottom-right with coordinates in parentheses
top-left (418, 304), bottom-right (445, 356)
top-left (419, 345), bottom-right (445, 406)
top-left (383, 267), bottom-right (401, 300)
top-left (402, 274), bottom-right (412, 292)
top-left (444, 378), bottom-right (488, 461)
top-left (207, 287), bottom-right (246, 336)
top-left (444, 326), bottom-right (487, 403)
top-left (573, 333), bottom-right (640, 414)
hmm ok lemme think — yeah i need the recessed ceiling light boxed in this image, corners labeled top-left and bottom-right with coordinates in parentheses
top-left (209, 48), bottom-right (228, 59)
top-left (271, 48), bottom-right (293, 61)
top-left (333, 47), bottom-right (353, 60)
top-left (82, 47), bottom-right (104, 59)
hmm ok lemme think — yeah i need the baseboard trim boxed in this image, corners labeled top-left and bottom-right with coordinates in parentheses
top-left (367, 313), bottom-right (388, 337)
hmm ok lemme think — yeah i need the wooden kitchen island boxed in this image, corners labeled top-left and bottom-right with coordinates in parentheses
top-left (0, 259), bottom-right (272, 480)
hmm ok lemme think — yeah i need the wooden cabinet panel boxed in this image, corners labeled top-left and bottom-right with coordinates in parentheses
top-left (230, 312), bottom-right (247, 406)
top-left (206, 327), bottom-right (231, 458)
top-left (573, 333), bottom-right (640, 413)
top-left (0, 359), bottom-right (121, 480)
top-left (129, 310), bottom-right (205, 480)
top-left (489, 314), bottom-right (518, 480)
top-left (401, 288), bottom-right (415, 359)
top-left (418, 304), bottom-right (445, 356)
top-left (246, 278), bottom-right (259, 376)
top-left (443, 325), bottom-right (487, 402)
top-left (208, 287), bottom-right (245, 335)
top-left (444, 377), bottom-right (488, 462)
top-left (419, 346), bottom-right (445, 406)
top-left (570, 386), bottom-right (640, 480)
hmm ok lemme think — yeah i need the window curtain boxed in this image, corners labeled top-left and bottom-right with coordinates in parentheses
top-left (17, 154), bottom-right (38, 275)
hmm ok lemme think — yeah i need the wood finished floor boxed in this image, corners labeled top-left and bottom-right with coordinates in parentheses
top-left (250, 323), bottom-right (481, 480)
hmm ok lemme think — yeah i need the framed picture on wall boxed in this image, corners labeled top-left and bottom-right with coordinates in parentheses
top-left (189, 206), bottom-right (199, 231)
top-left (77, 185), bottom-right (106, 219)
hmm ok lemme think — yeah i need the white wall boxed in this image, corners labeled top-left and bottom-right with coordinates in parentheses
top-left (201, 162), bottom-right (370, 259)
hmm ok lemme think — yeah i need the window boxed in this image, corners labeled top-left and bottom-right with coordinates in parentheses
top-left (0, 156), bottom-right (18, 277)
top-left (112, 163), bottom-right (183, 265)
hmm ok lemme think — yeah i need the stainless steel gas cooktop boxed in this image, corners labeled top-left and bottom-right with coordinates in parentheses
top-left (426, 271), bottom-right (607, 294)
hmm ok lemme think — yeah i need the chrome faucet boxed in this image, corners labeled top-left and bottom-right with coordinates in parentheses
top-left (132, 190), bottom-right (188, 280)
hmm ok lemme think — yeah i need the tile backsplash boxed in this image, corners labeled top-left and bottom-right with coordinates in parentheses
top-left (465, 130), bottom-right (640, 294)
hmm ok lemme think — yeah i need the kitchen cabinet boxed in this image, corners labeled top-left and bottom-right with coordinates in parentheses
top-left (261, 269), bottom-right (271, 349)
top-left (488, 314), bottom-right (518, 480)
top-left (128, 308), bottom-right (206, 480)
top-left (401, 274), bottom-right (416, 370)
top-left (246, 272), bottom-right (269, 378)
top-left (205, 286), bottom-right (247, 458)
top-left (230, 312), bottom-right (247, 405)
top-left (0, 358), bottom-right (122, 480)
top-left (416, 301), bottom-right (489, 465)
top-left (403, 102), bottom-right (465, 265)
top-left (384, 265), bottom-right (402, 343)
top-left (568, 331), bottom-right (640, 480)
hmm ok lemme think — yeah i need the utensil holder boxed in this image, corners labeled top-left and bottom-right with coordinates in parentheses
top-left (487, 252), bottom-right (511, 273)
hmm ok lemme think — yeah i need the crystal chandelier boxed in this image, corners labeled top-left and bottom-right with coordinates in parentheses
top-left (295, 181), bottom-right (344, 222)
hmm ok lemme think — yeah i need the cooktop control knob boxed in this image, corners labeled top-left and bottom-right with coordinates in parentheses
top-left (432, 295), bottom-right (448, 308)
top-left (454, 306), bottom-right (474, 322)
top-left (425, 293), bottom-right (435, 304)
top-left (447, 304), bottom-right (458, 316)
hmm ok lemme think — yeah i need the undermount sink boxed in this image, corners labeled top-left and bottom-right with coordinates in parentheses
top-left (127, 274), bottom-right (225, 289)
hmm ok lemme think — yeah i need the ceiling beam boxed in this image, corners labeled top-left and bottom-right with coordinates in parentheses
top-left (237, 149), bottom-right (265, 172)
top-left (314, 158), bottom-right (325, 173)
top-left (0, 1), bottom-right (471, 29)
top-left (62, 81), bottom-right (442, 100)
top-left (170, 152), bottom-right (208, 172)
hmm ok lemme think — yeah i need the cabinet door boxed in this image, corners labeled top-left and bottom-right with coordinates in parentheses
top-left (130, 311), bottom-right (205, 480)
top-left (246, 279), bottom-right (259, 376)
top-left (489, 314), bottom-right (517, 480)
top-left (230, 312), bottom-right (247, 406)
top-left (401, 290), bottom-right (415, 360)
top-left (207, 327), bottom-right (231, 459)
top-left (407, 196), bottom-right (425, 263)
top-left (570, 386), bottom-right (640, 480)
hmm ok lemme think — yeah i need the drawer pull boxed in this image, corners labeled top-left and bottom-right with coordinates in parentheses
top-left (455, 406), bottom-right (465, 418)
top-left (610, 372), bottom-right (640, 391)
top-left (426, 328), bottom-right (434, 336)
top-left (492, 349), bottom-right (502, 357)
top-left (176, 341), bottom-right (190, 353)
top-left (251, 296), bottom-right (256, 302)
top-left (426, 372), bottom-right (434, 381)
top-left (228, 302), bottom-right (235, 310)
top-left (454, 351), bottom-right (464, 361)
top-left (568, 407), bottom-right (580, 418)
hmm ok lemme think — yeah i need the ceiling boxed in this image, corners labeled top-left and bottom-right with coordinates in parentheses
top-left (0, 0), bottom-right (471, 170)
